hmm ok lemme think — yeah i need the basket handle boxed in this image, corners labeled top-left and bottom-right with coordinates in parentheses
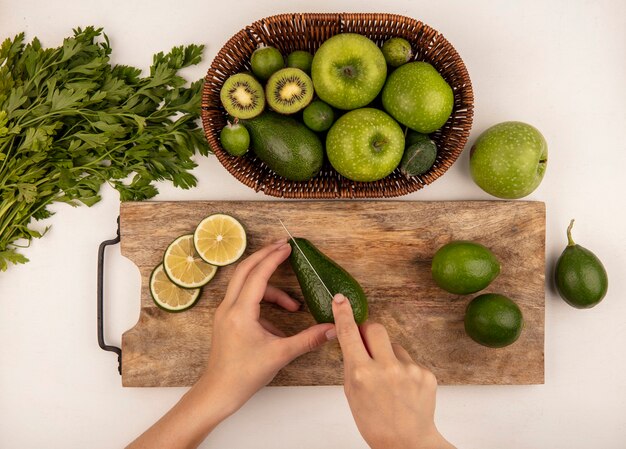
top-left (97, 216), bottom-right (122, 375)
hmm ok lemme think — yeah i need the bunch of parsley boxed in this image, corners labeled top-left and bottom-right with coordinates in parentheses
top-left (0, 27), bottom-right (210, 270)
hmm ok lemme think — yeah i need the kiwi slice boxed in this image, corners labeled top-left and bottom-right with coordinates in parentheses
top-left (265, 68), bottom-right (314, 115)
top-left (220, 73), bottom-right (265, 119)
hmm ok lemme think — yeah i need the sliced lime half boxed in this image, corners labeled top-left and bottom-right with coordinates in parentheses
top-left (150, 264), bottom-right (201, 312)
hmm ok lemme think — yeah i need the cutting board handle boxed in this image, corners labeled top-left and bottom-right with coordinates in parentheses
top-left (97, 216), bottom-right (122, 375)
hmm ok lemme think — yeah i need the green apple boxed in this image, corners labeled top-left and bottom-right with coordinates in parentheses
top-left (470, 121), bottom-right (548, 199)
top-left (382, 62), bottom-right (453, 133)
top-left (326, 108), bottom-right (404, 182)
top-left (311, 33), bottom-right (387, 110)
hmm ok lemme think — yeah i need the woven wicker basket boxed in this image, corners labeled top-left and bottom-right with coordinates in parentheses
top-left (202, 13), bottom-right (473, 198)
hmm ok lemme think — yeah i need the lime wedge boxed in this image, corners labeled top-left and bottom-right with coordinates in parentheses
top-left (193, 214), bottom-right (247, 266)
top-left (150, 264), bottom-right (201, 312)
top-left (163, 234), bottom-right (218, 288)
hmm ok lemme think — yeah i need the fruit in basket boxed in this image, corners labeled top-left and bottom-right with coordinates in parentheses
top-left (406, 130), bottom-right (430, 147)
top-left (464, 294), bottom-right (524, 348)
top-left (286, 50), bottom-right (314, 74)
top-left (400, 137), bottom-right (437, 177)
top-left (311, 33), bottom-right (387, 110)
top-left (194, 214), bottom-right (247, 266)
top-left (326, 108), bottom-right (404, 182)
top-left (382, 37), bottom-right (412, 67)
top-left (250, 46), bottom-right (285, 80)
top-left (265, 68), bottom-right (314, 114)
top-left (470, 121), bottom-right (547, 199)
top-left (303, 100), bottom-right (334, 132)
top-left (382, 62), bottom-right (454, 133)
top-left (243, 111), bottom-right (323, 181)
top-left (554, 220), bottom-right (608, 309)
top-left (219, 121), bottom-right (250, 156)
top-left (431, 241), bottom-right (500, 295)
top-left (220, 73), bottom-right (265, 119)
top-left (289, 237), bottom-right (368, 324)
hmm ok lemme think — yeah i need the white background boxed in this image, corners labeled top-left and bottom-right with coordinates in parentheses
top-left (1, 0), bottom-right (625, 447)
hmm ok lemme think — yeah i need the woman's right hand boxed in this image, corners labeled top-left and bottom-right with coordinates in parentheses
top-left (331, 293), bottom-right (456, 449)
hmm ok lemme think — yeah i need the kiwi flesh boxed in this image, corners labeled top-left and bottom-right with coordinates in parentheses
top-left (265, 68), bottom-right (314, 114)
top-left (220, 73), bottom-right (265, 119)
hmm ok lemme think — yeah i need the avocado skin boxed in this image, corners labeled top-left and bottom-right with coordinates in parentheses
top-left (242, 112), bottom-right (323, 181)
top-left (555, 244), bottom-right (608, 309)
top-left (289, 238), bottom-right (368, 324)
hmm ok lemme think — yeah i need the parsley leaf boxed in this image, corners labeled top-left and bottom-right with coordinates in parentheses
top-left (0, 26), bottom-right (211, 271)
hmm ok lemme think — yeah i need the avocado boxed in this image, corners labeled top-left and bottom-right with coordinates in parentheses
top-left (242, 111), bottom-right (324, 181)
top-left (555, 220), bottom-right (608, 309)
top-left (400, 138), bottom-right (437, 177)
top-left (289, 238), bottom-right (368, 324)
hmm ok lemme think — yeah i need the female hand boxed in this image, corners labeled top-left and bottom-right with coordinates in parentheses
top-left (128, 241), bottom-right (336, 449)
top-left (332, 293), bottom-right (455, 449)
top-left (197, 240), bottom-right (336, 415)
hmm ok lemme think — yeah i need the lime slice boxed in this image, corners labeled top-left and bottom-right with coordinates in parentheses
top-left (150, 264), bottom-right (201, 312)
top-left (194, 214), bottom-right (247, 266)
top-left (163, 234), bottom-right (218, 288)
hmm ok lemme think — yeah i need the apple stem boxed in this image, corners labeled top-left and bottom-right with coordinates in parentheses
top-left (566, 219), bottom-right (576, 246)
top-left (372, 139), bottom-right (386, 152)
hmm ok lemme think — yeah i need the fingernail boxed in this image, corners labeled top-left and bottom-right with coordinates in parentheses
top-left (277, 241), bottom-right (291, 250)
top-left (273, 238), bottom-right (287, 245)
top-left (333, 293), bottom-right (345, 304)
top-left (325, 328), bottom-right (337, 340)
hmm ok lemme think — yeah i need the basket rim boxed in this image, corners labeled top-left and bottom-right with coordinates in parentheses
top-left (201, 12), bottom-right (474, 199)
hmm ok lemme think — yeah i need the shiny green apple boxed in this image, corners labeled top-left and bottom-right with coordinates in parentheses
top-left (326, 108), bottom-right (404, 182)
top-left (470, 121), bottom-right (548, 199)
top-left (311, 34), bottom-right (387, 110)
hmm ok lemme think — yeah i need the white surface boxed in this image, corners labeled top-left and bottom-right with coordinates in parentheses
top-left (1, 0), bottom-right (625, 447)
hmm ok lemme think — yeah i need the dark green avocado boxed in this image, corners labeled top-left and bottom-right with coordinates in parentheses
top-left (289, 237), bottom-right (368, 324)
top-left (242, 111), bottom-right (323, 181)
top-left (555, 220), bottom-right (608, 309)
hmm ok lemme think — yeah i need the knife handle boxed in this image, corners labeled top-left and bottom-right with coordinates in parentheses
top-left (97, 216), bottom-right (122, 375)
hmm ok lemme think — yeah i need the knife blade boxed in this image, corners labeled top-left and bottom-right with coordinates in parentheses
top-left (278, 219), bottom-right (334, 301)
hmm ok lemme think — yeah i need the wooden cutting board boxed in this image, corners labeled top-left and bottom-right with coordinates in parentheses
top-left (120, 201), bottom-right (545, 387)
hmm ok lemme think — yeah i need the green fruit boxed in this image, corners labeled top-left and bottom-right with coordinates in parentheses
top-left (431, 241), bottom-right (500, 295)
top-left (311, 33), bottom-right (387, 110)
top-left (149, 264), bottom-right (201, 313)
top-left (382, 37), bottom-right (412, 67)
top-left (220, 73), bottom-right (265, 119)
top-left (242, 111), bottom-right (323, 181)
top-left (265, 68), bottom-right (314, 114)
top-left (406, 130), bottom-right (430, 147)
top-left (470, 121), bottom-right (548, 199)
top-left (400, 139), bottom-right (437, 177)
top-left (286, 50), bottom-right (314, 74)
top-left (464, 294), bottom-right (524, 348)
top-left (326, 108), bottom-right (404, 182)
top-left (219, 122), bottom-right (249, 156)
top-left (303, 100), bottom-right (334, 132)
top-left (250, 46), bottom-right (285, 81)
top-left (289, 237), bottom-right (368, 324)
top-left (382, 62), bottom-right (453, 133)
top-left (555, 220), bottom-right (608, 309)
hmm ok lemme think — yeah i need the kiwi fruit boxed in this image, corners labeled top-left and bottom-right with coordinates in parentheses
top-left (220, 73), bottom-right (265, 119)
top-left (265, 68), bottom-right (314, 115)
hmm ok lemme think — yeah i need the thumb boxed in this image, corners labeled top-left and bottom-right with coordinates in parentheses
top-left (281, 323), bottom-right (336, 362)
